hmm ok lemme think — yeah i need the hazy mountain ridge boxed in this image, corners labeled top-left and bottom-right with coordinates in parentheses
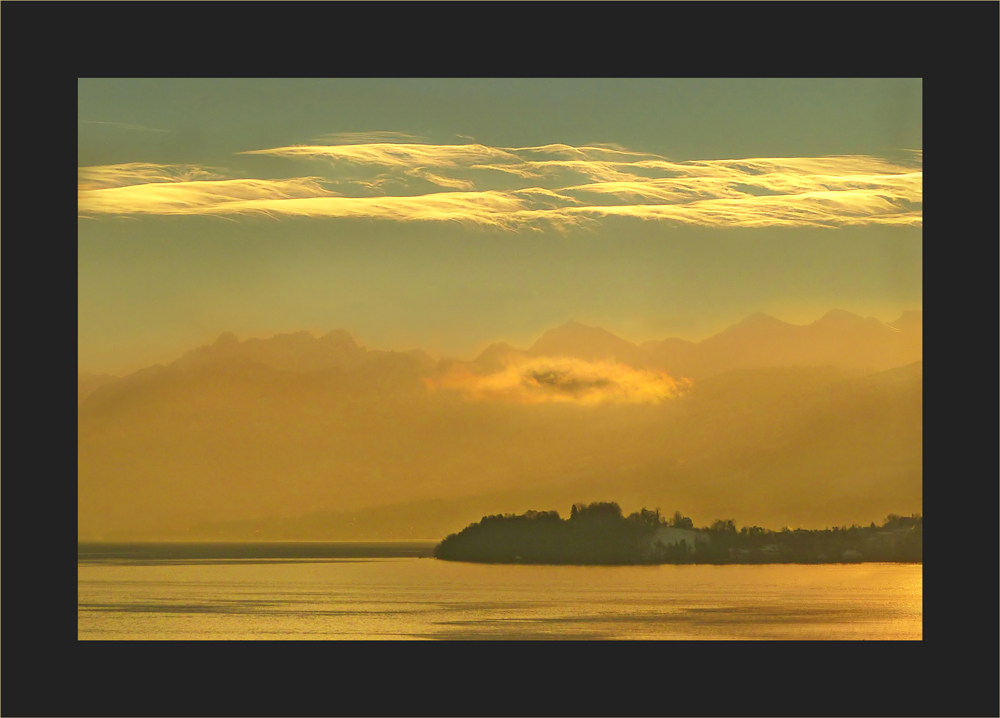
top-left (80, 308), bottom-right (921, 400)
top-left (77, 372), bottom-right (121, 403)
top-left (78, 310), bottom-right (921, 539)
top-left (641, 309), bottom-right (921, 379)
top-left (173, 329), bottom-right (369, 374)
top-left (526, 320), bottom-right (643, 365)
top-left (79, 329), bottom-right (434, 406)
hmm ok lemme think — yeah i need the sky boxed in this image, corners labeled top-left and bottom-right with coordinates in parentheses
top-left (78, 79), bottom-right (922, 374)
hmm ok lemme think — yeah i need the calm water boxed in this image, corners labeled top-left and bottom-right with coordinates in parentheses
top-left (78, 543), bottom-right (921, 640)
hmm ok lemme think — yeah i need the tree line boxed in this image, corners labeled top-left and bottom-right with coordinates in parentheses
top-left (433, 503), bottom-right (922, 565)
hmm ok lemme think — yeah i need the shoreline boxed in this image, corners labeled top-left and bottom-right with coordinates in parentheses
top-left (434, 558), bottom-right (922, 567)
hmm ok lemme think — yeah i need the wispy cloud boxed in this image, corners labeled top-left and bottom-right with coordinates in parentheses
top-left (78, 171), bottom-right (528, 227)
top-left (545, 188), bottom-right (921, 228)
top-left (316, 130), bottom-right (424, 145)
top-left (411, 170), bottom-right (478, 191)
top-left (426, 356), bottom-right (690, 405)
top-left (507, 143), bottom-right (661, 160)
top-left (78, 175), bottom-right (333, 217)
top-left (78, 163), bottom-right (225, 191)
top-left (241, 142), bottom-right (518, 169)
top-left (78, 142), bottom-right (922, 228)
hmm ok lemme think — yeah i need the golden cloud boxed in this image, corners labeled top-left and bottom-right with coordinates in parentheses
top-left (78, 144), bottom-right (921, 228)
top-left (80, 184), bottom-right (530, 228)
top-left (544, 188), bottom-right (922, 228)
top-left (241, 142), bottom-right (518, 169)
top-left (77, 163), bottom-right (225, 191)
top-left (425, 356), bottom-right (691, 405)
top-left (317, 131), bottom-right (424, 145)
top-left (78, 177), bottom-right (335, 217)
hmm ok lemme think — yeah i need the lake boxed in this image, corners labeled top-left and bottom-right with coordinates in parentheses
top-left (78, 542), bottom-right (922, 640)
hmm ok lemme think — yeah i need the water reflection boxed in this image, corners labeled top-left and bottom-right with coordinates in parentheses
top-left (78, 550), bottom-right (921, 640)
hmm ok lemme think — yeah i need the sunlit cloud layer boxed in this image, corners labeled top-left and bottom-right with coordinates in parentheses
top-left (243, 142), bottom-right (518, 169)
top-left (78, 163), bottom-right (225, 191)
top-left (317, 131), bottom-right (424, 145)
top-left (425, 356), bottom-right (691, 405)
top-left (78, 142), bottom-right (922, 228)
top-left (78, 177), bottom-right (335, 218)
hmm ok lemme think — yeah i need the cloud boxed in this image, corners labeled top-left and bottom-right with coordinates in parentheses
top-left (241, 142), bottom-right (519, 169)
top-left (78, 176), bottom-right (335, 217)
top-left (425, 356), bottom-right (691, 405)
top-left (79, 144), bottom-right (922, 228)
top-left (476, 159), bottom-right (646, 184)
top-left (506, 143), bottom-right (661, 160)
top-left (317, 131), bottom-right (424, 144)
top-left (78, 172), bottom-right (529, 227)
top-left (78, 163), bottom-right (225, 191)
top-left (197, 191), bottom-right (527, 227)
top-left (543, 188), bottom-right (922, 228)
top-left (407, 169), bottom-right (477, 191)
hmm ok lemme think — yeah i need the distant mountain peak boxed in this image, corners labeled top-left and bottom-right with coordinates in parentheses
top-left (263, 330), bottom-right (316, 344)
top-left (718, 312), bottom-right (791, 335)
top-left (171, 326), bottom-right (368, 374)
top-left (741, 311), bottom-right (783, 325)
top-left (476, 341), bottom-right (516, 356)
top-left (542, 319), bottom-right (623, 337)
top-left (815, 308), bottom-right (866, 325)
top-left (528, 320), bottom-right (638, 362)
top-left (888, 310), bottom-right (923, 331)
top-left (321, 328), bottom-right (359, 342)
top-left (473, 342), bottom-right (529, 369)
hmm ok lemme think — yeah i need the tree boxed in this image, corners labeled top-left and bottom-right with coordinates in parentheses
top-left (671, 511), bottom-right (693, 529)
top-left (711, 519), bottom-right (737, 534)
top-left (628, 508), bottom-right (662, 529)
top-left (574, 502), bottom-right (623, 524)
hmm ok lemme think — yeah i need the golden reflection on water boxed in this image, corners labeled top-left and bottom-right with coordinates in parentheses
top-left (78, 559), bottom-right (921, 640)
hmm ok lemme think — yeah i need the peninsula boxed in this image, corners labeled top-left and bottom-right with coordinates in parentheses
top-left (433, 502), bottom-right (922, 565)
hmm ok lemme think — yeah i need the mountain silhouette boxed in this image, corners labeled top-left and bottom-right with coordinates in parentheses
top-left (888, 310), bottom-right (922, 332)
top-left (641, 309), bottom-right (921, 378)
top-left (471, 342), bottom-right (530, 373)
top-left (77, 372), bottom-right (120, 403)
top-left (461, 310), bottom-right (921, 379)
top-left (172, 328), bottom-right (369, 373)
top-left (527, 319), bottom-right (642, 365)
top-left (82, 308), bottom-right (921, 398)
top-left (78, 310), bottom-right (921, 539)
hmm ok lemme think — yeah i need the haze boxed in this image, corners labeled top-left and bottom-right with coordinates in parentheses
top-left (78, 79), bottom-right (921, 540)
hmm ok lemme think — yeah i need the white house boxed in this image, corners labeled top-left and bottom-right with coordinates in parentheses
top-left (646, 527), bottom-right (710, 558)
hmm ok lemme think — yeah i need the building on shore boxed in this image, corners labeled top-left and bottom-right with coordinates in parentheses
top-left (646, 527), bottom-right (710, 559)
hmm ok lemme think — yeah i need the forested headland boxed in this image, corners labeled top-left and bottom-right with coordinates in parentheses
top-left (433, 502), bottom-right (922, 565)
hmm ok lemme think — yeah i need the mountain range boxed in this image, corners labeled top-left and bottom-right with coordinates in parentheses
top-left (78, 309), bottom-right (922, 539)
top-left (80, 309), bottom-right (921, 402)
top-left (471, 309), bottom-right (921, 379)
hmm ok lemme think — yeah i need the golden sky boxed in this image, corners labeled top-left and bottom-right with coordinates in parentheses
top-left (78, 80), bottom-right (923, 539)
top-left (78, 79), bottom-right (921, 374)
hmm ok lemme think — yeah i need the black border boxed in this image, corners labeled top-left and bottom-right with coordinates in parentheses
top-left (4, 2), bottom-right (998, 717)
